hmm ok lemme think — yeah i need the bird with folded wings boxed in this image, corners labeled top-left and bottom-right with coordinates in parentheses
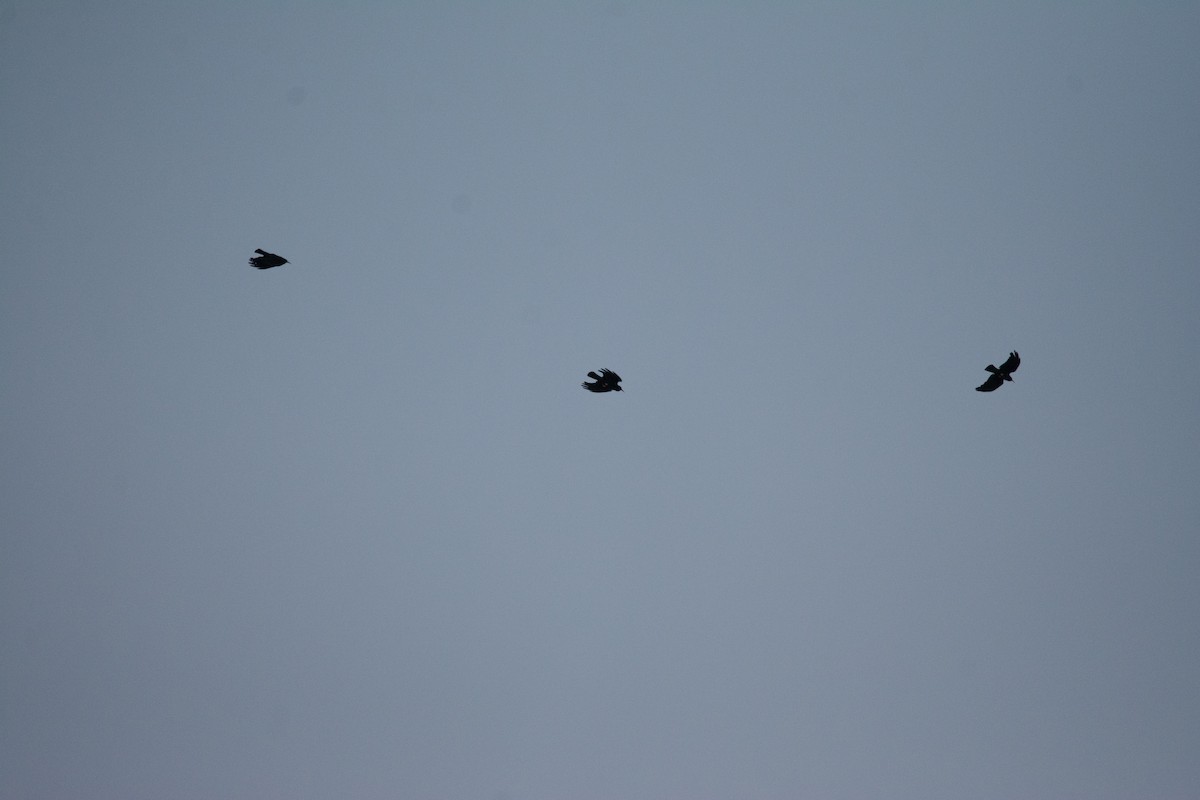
top-left (976, 351), bottom-right (1020, 392)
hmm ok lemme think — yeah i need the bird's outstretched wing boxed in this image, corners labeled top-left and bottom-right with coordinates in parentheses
top-left (999, 351), bottom-right (1020, 374)
top-left (249, 249), bottom-right (289, 269)
top-left (976, 372), bottom-right (1004, 392)
top-left (598, 368), bottom-right (621, 384)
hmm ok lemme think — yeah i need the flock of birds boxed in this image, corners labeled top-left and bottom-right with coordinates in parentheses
top-left (248, 249), bottom-right (1021, 394)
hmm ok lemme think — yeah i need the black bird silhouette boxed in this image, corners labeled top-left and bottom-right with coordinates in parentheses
top-left (249, 249), bottom-right (289, 270)
top-left (976, 351), bottom-right (1020, 392)
top-left (582, 368), bottom-right (623, 393)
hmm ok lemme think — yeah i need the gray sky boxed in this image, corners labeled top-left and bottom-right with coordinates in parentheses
top-left (2, 3), bottom-right (1198, 798)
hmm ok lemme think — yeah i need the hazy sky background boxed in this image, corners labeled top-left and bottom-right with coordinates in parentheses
top-left (2, 3), bottom-right (1199, 798)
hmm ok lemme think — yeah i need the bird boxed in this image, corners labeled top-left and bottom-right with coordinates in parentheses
top-left (976, 351), bottom-right (1020, 392)
top-left (582, 368), bottom-right (623, 393)
top-left (249, 249), bottom-right (289, 270)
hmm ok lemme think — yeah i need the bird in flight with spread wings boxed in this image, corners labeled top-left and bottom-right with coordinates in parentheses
top-left (976, 351), bottom-right (1020, 392)
top-left (249, 249), bottom-right (289, 270)
top-left (582, 368), bottom-right (623, 393)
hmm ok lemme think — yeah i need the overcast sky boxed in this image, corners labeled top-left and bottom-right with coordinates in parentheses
top-left (2, 3), bottom-right (1199, 799)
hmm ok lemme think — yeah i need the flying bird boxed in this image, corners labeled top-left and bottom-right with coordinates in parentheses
top-left (582, 368), bottom-right (623, 393)
top-left (249, 249), bottom-right (289, 270)
top-left (976, 351), bottom-right (1020, 392)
